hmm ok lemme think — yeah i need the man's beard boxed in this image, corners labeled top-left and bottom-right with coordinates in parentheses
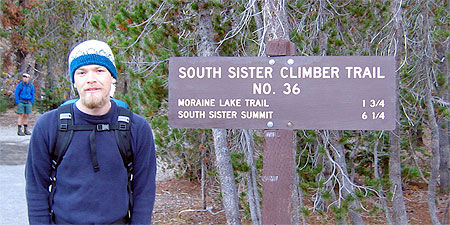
top-left (80, 91), bottom-right (109, 109)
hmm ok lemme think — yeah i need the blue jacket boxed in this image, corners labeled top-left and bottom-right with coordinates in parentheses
top-left (15, 81), bottom-right (35, 104)
top-left (25, 101), bottom-right (156, 224)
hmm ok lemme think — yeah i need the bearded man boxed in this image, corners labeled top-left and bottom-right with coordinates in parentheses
top-left (25, 40), bottom-right (156, 225)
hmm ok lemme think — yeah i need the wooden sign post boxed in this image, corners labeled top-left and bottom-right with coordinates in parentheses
top-left (261, 39), bottom-right (296, 224)
top-left (262, 129), bottom-right (294, 224)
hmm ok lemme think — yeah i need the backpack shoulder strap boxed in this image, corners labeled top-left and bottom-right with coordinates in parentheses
top-left (114, 106), bottom-right (134, 221)
top-left (52, 103), bottom-right (75, 169)
top-left (49, 103), bottom-right (74, 220)
top-left (18, 81), bottom-right (25, 95)
top-left (115, 106), bottom-right (133, 170)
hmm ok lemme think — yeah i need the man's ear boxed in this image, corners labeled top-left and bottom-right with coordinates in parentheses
top-left (112, 78), bottom-right (117, 84)
top-left (73, 83), bottom-right (77, 89)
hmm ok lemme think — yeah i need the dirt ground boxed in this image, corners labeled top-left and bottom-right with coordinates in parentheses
top-left (1, 108), bottom-right (450, 224)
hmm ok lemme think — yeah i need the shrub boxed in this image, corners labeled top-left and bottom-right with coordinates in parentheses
top-left (35, 86), bottom-right (69, 113)
top-left (0, 92), bottom-right (13, 114)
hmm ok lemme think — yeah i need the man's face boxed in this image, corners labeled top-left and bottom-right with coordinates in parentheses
top-left (73, 65), bottom-right (115, 109)
top-left (23, 76), bottom-right (30, 82)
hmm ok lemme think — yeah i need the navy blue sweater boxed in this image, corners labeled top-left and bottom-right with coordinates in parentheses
top-left (25, 101), bottom-right (156, 224)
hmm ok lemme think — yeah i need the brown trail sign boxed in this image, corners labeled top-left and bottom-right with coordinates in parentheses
top-left (168, 40), bottom-right (396, 224)
top-left (169, 56), bottom-right (396, 131)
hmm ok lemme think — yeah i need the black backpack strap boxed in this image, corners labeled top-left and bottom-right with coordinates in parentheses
top-left (49, 103), bottom-right (75, 220)
top-left (114, 106), bottom-right (134, 222)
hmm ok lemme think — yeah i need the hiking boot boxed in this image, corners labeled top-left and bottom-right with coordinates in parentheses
top-left (18, 125), bottom-right (25, 136)
top-left (24, 125), bottom-right (32, 135)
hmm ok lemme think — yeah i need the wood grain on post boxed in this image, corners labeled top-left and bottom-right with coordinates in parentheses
top-left (262, 39), bottom-right (295, 225)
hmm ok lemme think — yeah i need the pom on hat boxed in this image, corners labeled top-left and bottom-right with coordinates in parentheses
top-left (68, 40), bottom-right (117, 83)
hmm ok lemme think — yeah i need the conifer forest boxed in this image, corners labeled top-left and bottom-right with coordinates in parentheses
top-left (0, 0), bottom-right (449, 224)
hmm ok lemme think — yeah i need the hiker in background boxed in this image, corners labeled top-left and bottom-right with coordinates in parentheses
top-left (25, 39), bottom-right (156, 224)
top-left (14, 73), bottom-right (35, 136)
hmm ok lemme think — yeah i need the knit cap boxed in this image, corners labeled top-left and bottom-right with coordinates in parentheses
top-left (68, 39), bottom-right (117, 83)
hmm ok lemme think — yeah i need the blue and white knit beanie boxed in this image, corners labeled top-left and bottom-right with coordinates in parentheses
top-left (68, 39), bottom-right (117, 83)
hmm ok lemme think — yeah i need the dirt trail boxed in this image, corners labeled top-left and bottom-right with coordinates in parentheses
top-left (0, 108), bottom-right (37, 165)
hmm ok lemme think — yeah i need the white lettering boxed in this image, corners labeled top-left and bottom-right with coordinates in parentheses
top-left (178, 67), bottom-right (222, 79)
top-left (280, 67), bottom-right (339, 79)
top-left (303, 67), bottom-right (312, 78)
top-left (280, 67), bottom-right (289, 78)
top-left (244, 99), bottom-right (269, 107)
top-left (178, 110), bottom-right (206, 119)
top-left (208, 111), bottom-right (238, 119)
top-left (252, 83), bottom-right (272, 95)
top-left (240, 111), bottom-right (274, 119)
top-left (179, 67), bottom-right (187, 78)
top-left (227, 67), bottom-right (273, 79)
top-left (178, 99), bottom-right (216, 107)
top-left (346, 67), bottom-right (384, 79)
top-left (219, 99), bottom-right (241, 107)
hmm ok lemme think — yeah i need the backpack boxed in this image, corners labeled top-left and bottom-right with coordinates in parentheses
top-left (48, 103), bottom-right (134, 223)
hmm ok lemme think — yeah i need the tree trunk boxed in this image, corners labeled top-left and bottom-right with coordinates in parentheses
top-left (201, 131), bottom-right (207, 209)
top-left (197, 1), bottom-right (241, 224)
top-left (251, 1), bottom-right (264, 56)
top-left (33, 63), bottom-right (43, 98)
top-left (213, 129), bottom-right (242, 225)
top-left (439, 119), bottom-right (450, 192)
top-left (314, 142), bottom-right (336, 213)
top-left (389, 0), bottom-right (408, 224)
top-left (426, 75), bottom-right (442, 225)
top-left (373, 133), bottom-right (394, 225)
top-left (330, 131), bottom-right (364, 225)
top-left (242, 129), bottom-right (262, 225)
top-left (423, 7), bottom-right (441, 224)
top-left (262, 0), bottom-right (290, 40)
top-left (315, 1), bottom-right (363, 223)
top-left (436, 41), bottom-right (450, 192)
